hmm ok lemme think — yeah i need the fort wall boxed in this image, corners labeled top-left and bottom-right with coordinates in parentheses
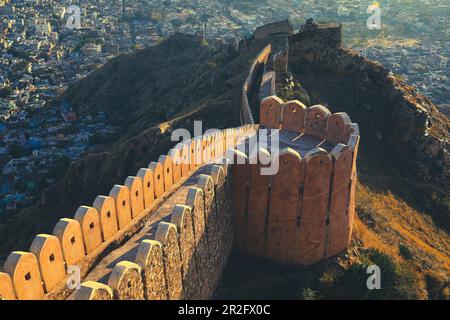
top-left (254, 20), bottom-right (293, 40)
top-left (0, 21), bottom-right (372, 300)
top-left (242, 23), bottom-right (291, 126)
top-left (232, 96), bottom-right (360, 266)
top-left (241, 44), bottom-right (272, 124)
top-left (0, 126), bottom-right (258, 300)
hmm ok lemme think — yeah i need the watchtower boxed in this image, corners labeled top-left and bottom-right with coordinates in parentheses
top-left (231, 95), bottom-right (360, 266)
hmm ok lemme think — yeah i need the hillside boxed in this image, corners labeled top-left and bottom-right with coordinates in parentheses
top-left (0, 26), bottom-right (448, 300)
top-left (63, 34), bottom-right (246, 139)
top-left (215, 22), bottom-right (449, 300)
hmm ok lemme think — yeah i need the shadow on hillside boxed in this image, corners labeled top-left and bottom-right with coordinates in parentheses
top-left (289, 64), bottom-right (449, 234)
top-left (213, 252), bottom-right (317, 299)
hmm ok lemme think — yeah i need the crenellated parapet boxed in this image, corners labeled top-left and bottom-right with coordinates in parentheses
top-left (0, 32), bottom-right (364, 298)
top-left (242, 44), bottom-right (272, 124)
top-left (231, 95), bottom-right (360, 266)
top-left (73, 161), bottom-right (234, 300)
top-left (0, 96), bottom-right (361, 298)
top-left (0, 125), bottom-right (258, 300)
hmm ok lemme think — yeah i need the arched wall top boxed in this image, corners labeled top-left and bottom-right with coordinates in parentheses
top-left (326, 112), bottom-right (352, 145)
top-left (330, 143), bottom-right (350, 160)
top-left (135, 239), bottom-right (163, 269)
top-left (260, 95), bottom-right (284, 129)
top-left (305, 147), bottom-right (331, 162)
top-left (305, 105), bottom-right (331, 140)
top-left (277, 147), bottom-right (302, 162)
top-left (281, 100), bottom-right (307, 133)
top-left (248, 147), bottom-right (271, 165)
top-left (74, 281), bottom-right (113, 300)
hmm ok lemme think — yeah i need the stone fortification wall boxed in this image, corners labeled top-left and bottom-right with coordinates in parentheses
top-left (232, 95), bottom-right (360, 266)
top-left (0, 126), bottom-right (258, 300)
top-left (242, 44), bottom-right (272, 124)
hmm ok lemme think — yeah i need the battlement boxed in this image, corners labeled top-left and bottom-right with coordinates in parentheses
top-left (292, 19), bottom-right (342, 50)
top-left (231, 96), bottom-right (360, 266)
top-left (0, 97), bottom-right (360, 299)
top-left (0, 125), bottom-right (258, 300)
top-left (0, 24), bottom-right (362, 299)
top-left (241, 44), bottom-right (272, 124)
top-left (254, 20), bottom-right (293, 40)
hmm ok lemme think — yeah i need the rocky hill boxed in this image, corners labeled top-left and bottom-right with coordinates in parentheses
top-left (0, 24), bottom-right (448, 300)
top-left (216, 21), bottom-right (449, 300)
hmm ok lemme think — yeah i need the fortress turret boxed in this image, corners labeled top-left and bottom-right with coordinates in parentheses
top-left (232, 96), bottom-right (360, 266)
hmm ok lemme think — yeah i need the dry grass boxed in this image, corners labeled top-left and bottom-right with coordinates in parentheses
top-left (354, 182), bottom-right (450, 275)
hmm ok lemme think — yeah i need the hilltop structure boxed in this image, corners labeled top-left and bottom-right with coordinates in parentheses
top-left (0, 104), bottom-right (359, 300)
top-left (0, 20), bottom-right (364, 300)
top-left (234, 96), bottom-right (359, 266)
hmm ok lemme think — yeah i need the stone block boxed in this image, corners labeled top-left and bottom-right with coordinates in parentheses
top-left (169, 148), bottom-right (182, 184)
top-left (326, 112), bottom-right (352, 145)
top-left (325, 144), bottom-right (353, 258)
top-left (3, 251), bottom-right (44, 300)
top-left (125, 176), bottom-right (145, 218)
top-left (155, 222), bottom-right (183, 300)
top-left (135, 240), bottom-right (168, 300)
top-left (297, 148), bottom-right (332, 265)
top-left (149, 161), bottom-right (164, 198)
top-left (281, 100), bottom-right (307, 133)
top-left (137, 168), bottom-right (155, 210)
top-left (93, 196), bottom-right (119, 241)
top-left (74, 206), bottom-right (103, 254)
top-left (109, 185), bottom-right (132, 229)
top-left (171, 205), bottom-right (198, 299)
top-left (53, 218), bottom-right (86, 266)
top-left (305, 105), bottom-right (331, 139)
top-left (74, 281), bottom-right (113, 300)
top-left (30, 234), bottom-right (66, 292)
top-left (108, 261), bottom-right (144, 300)
top-left (159, 155), bottom-right (174, 192)
top-left (260, 96), bottom-right (283, 129)
top-left (0, 272), bottom-right (16, 300)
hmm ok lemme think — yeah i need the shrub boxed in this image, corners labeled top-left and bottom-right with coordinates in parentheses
top-left (398, 244), bottom-right (414, 260)
top-left (319, 272), bottom-right (336, 287)
top-left (424, 271), bottom-right (449, 300)
top-left (321, 248), bottom-right (420, 300)
top-left (365, 248), bottom-right (419, 300)
top-left (301, 288), bottom-right (318, 300)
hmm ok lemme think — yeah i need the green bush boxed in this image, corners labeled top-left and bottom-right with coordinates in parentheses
top-left (300, 288), bottom-right (318, 300)
top-left (321, 248), bottom-right (420, 300)
top-left (366, 249), bottom-right (419, 300)
top-left (424, 271), bottom-right (449, 300)
top-left (398, 244), bottom-right (414, 260)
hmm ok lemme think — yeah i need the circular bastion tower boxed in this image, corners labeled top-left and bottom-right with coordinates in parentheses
top-left (231, 95), bottom-right (360, 266)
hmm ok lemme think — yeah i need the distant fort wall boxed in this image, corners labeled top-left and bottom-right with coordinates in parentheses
top-left (241, 44), bottom-right (288, 125)
top-left (254, 20), bottom-right (293, 40)
top-left (241, 44), bottom-right (272, 124)
top-left (236, 21), bottom-right (360, 266)
top-left (242, 21), bottom-right (292, 125)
